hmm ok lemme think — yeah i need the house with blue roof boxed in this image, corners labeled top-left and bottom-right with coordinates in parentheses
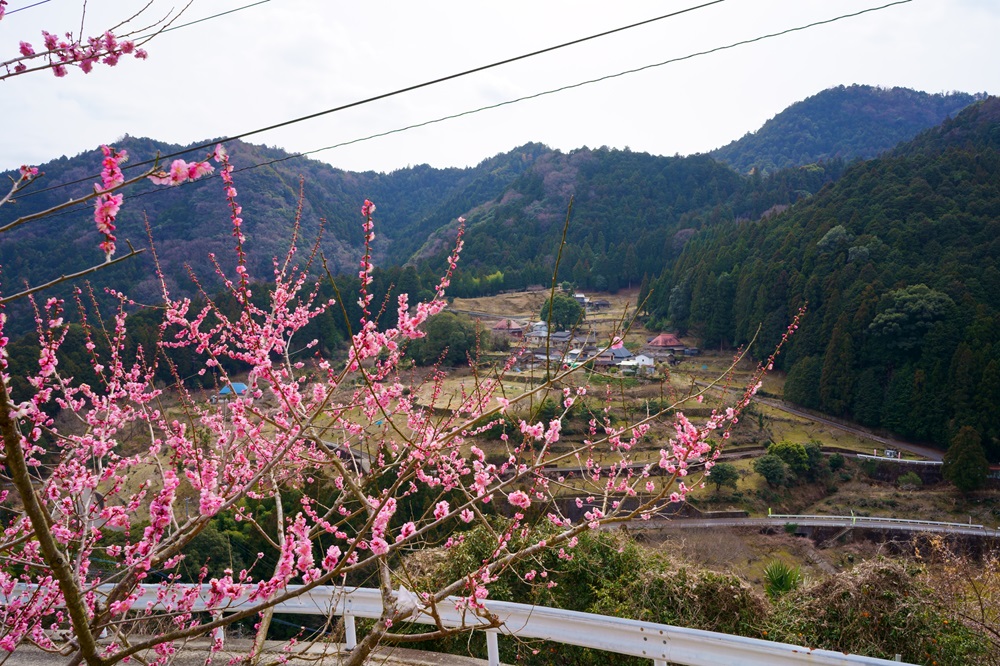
top-left (210, 382), bottom-right (249, 404)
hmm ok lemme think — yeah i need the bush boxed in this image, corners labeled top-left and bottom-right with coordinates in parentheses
top-left (591, 567), bottom-right (768, 638)
top-left (829, 453), bottom-right (846, 471)
top-left (765, 559), bottom-right (988, 663)
top-left (424, 526), bottom-right (767, 665)
top-left (708, 462), bottom-right (740, 493)
top-left (753, 454), bottom-right (789, 487)
top-left (860, 458), bottom-right (880, 478)
top-left (768, 441), bottom-right (809, 478)
top-left (897, 471), bottom-right (923, 489)
top-left (763, 560), bottom-right (802, 598)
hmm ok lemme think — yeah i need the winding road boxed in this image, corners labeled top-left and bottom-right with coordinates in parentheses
top-left (693, 381), bottom-right (945, 461)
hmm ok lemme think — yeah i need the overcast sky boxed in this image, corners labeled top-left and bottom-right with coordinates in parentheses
top-left (2, 0), bottom-right (998, 174)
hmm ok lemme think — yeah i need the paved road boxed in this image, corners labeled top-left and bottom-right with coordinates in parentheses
top-left (3, 640), bottom-right (486, 666)
top-left (623, 516), bottom-right (999, 538)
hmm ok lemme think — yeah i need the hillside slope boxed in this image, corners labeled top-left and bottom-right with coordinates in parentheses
top-left (710, 85), bottom-right (980, 174)
top-left (0, 139), bottom-right (545, 326)
top-left (653, 97), bottom-right (1000, 457)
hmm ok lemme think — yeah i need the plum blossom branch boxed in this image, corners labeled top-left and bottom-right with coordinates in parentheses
top-left (0, 1), bottom-right (193, 81)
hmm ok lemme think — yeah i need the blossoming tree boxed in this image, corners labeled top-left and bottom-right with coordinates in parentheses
top-left (0, 5), bottom-right (799, 665)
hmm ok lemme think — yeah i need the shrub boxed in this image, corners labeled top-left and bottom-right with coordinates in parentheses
top-left (897, 471), bottom-right (923, 489)
top-left (763, 560), bottom-right (802, 598)
top-left (765, 559), bottom-right (988, 663)
top-left (754, 454), bottom-right (789, 487)
top-left (591, 566), bottom-right (768, 638)
top-left (708, 461), bottom-right (740, 493)
top-left (768, 441), bottom-right (809, 478)
top-left (829, 453), bottom-right (846, 471)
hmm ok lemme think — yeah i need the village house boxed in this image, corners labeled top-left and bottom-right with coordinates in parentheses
top-left (210, 382), bottom-right (250, 404)
top-left (524, 321), bottom-right (549, 344)
top-left (645, 332), bottom-right (687, 357)
top-left (588, 299), bottom-right (611, 311)
top-left (491, 318), bottom-right (525, 340)
top-left (594, 346), bottom-right (634, 368)
top-left (619, 354), bottom-right (655, 376)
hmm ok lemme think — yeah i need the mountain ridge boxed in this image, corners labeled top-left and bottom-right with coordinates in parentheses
top-left (710, 84), bottom-right (981, 174)
top-left (651, 96), bottom-right (1000, 457)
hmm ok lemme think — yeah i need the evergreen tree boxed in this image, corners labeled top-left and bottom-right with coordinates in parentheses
top-left (708, 462), bottom-right (740, 494)
top-left (975, 359), bottom-right (1000, 462)
top-left (637, 273), bottom-right (651, 314)
top-left (753, 454), bottom-right (788, 487)
top-left (540, 293), bottom-right (584, 331)
top-left (768, 441), bottom-right (810, 479)
top-left (851, 368), bottom-right (884, 427)
top-left (783, 356), bottom-right (822, 409)
top-left (880, 365), bottom-right (915, 437)
top-left (819, 315), bottom-right (855, 416)
top-left (943, 426), bottom-right (989, 493)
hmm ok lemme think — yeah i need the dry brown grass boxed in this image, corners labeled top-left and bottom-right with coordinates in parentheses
top-left (450, 289), bottom-right (639, 325)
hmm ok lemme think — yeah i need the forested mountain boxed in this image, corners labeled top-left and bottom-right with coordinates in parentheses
top-left (1, 138), bottom-right (848, 326)
top-left (5, 86), bottom-right (972, 316)
top-left (440, 148), bottom-right (844, 297)
top-left (710, 85), bottom-right (981, 174)
top-left (650, 97), bottom-right (1000, 459)
top-left (0, 138), bottom-right (547, 333)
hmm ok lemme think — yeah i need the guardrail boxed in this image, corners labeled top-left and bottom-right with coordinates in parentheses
top-left (769, 513), bottom-right (984, 530)
top-left (855, 454), bottom-right (942, 465)
top-left (8, 584), bottom-right (914, 666)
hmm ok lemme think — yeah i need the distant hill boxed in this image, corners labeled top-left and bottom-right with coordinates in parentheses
top-left (652, 96), bottom-right (1000, 458)
top-left (710, 85), bottom-right (981, 174)
top-left (0, 138), bottom-right (547, 330)
top-left (434, 146), bottom-right (846, 297)
top-left (1, 134), bottom-right (846, 330)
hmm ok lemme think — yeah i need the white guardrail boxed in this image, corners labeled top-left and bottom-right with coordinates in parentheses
top-left (855, 454), bottom-right (942, 466)
top-left (9, 584), bottom-right (915, 666)
top-left (769, 513), bottom-right (985, 530)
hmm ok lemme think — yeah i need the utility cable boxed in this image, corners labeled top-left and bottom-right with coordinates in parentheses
top-left (3, 0), bottom-right (52, 16)
top-left (13, 0), bottom-right (727, 199)
top-left (16, 0), bottom-right (913, 223)
top-left (153, 0), bottom-right (273, 35)
top-left (256, 0), bottom-right (917, 165)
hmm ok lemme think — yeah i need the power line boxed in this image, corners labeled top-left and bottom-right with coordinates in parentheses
top-left (154, 0), bottom-right (273, 35)
top-left (143, 1), bottom-right (926, 184)
top-left (17, 0), bottom-right (913, 222)
top-left (265, 0), bottom-right (918, 162)
top-left (4, 0), bottom-right (52, 15)
top-left (15, 0), bottom-right (727, 200)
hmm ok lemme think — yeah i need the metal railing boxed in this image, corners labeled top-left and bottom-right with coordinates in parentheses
top-left (768, 513), bottom-right (985, 530)
top-left (855, 454), bottom-right (942, 465)
top-left (8, 584), bottom-right (914, 665)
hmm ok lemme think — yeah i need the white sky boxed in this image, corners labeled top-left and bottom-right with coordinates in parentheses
top-left (1, 0), bottom-right (998, 174)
